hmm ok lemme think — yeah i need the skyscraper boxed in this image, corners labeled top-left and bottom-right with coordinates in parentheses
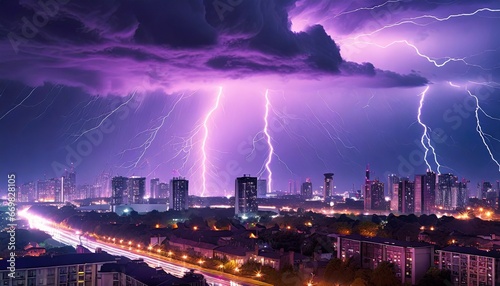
top-left (128, 176), bottom-right (146, 204)
top-left (150, 178), bottom-right (160, 199)
top-left (414, 171), bottom-right (437, 214)
top-left (370, 180), bottom-right (385, 211)
top-left (387, 174), bottom-right (399, 199)
top-left (257, 179), bottom-right (267, 198)
top-left (301, 178), bottom-right (313, 199)
top-left (63, 167), bottom-right (76, 201)
top-left (438, 174), bottom-right (457, 210)
top-left (111, 176), bottom-right (129, 211)
top-left (323, 173), bottom-right (334, 200)
top-left (170, 177), bottom-right (189, 211)
top-left (364, 165), bottom-right (371, 211)
top-left (482, 181), bottom-right (493, 200)
top-left (159, 182), bottom-right (169, 199)
top-left (235, 174), bottom-right (258, 218)
top-left (457, 179), bottom-right (468, 208)
top-left (393, 178), bottom-right (415, 214)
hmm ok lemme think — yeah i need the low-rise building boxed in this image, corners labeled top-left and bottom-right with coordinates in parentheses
top-left (0, 253), bottom-right (116, 286)
top-left (438, 246), bottom-right (500, 286)
top-left (213, 245), bottom-right (249, 265)
top-left (335, 234), bottom-right (434, 285)
top-left (99, 258), bottom-right (207, 286)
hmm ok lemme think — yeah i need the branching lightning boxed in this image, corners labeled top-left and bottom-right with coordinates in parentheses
top-left (72, 91), bottom-right (136, 143)
top-left (466, 86), bottom-right (500, 171)
top-left (200, 87), bottom-right (223, 197)
top-left (417, 86), bottom-right (442, 174)
top-left (345, 8), bottom-right (500, 42)
top-left (119, 92), bottom-right (190, 169)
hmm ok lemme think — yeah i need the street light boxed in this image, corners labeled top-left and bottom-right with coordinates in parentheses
top-left (255, 271), bottom-right (262, 278)
top-left (218, 264), bottom-right (224, 272)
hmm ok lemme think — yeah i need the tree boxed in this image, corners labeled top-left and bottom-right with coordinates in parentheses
top-left (370, 262), bottom-right (401, 286)
top-left (351, 277), bottom-right (368, 286)
top-left (417, 267), bottom-right (451, 286)
top-left (357, 221), bottom-right (379, 237)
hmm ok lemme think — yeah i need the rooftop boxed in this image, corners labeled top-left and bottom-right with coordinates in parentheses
top-left (0, 253), bottom-right (116, 270)
top-left (337, 234), bottom-right (433, 248)
top-left (440, 246), bottom-right (500, 259)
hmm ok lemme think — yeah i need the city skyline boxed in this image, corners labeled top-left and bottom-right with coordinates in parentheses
top-left (2, 1), bottom-right (500, 196)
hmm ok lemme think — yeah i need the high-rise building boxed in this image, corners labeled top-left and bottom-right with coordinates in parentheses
top-left (370, 180), bottom-right (385, 211)
top-left (19, 182), bottom-right (36, 202)
top-left (64, 167), bottom-right (77, 200)
top-left (235, 174), bottom-right (258, 218)
top-left (387, 174), bottom-right (399, 199)
top-left (414, 171), bottom-right (437, 214)
top-left (150, 178), bottom-right (160, 199)
top-left (158, 182), bottom-right (169, 199)
top-left (457, 179), bottom-right (468, 208)
top-left (257, 179), bottom-right (267, 198)
top-left (34, 178), bottom-right (63, 202)
top-left (79, 184), bottom-right (93, 199)
top-left (323, 173), bottom-right (334, 200)
top-left (301, 178), bottom-right (313, 199)
top-left (128, 176), bottom-right (146, 204)
top-left (364, 165), bottom-right (371, 211)
top-left (482, 181), bottom-right (493, 200)
top-left (170, 177), bottom-right (189, 211)
top-left (111, 176), bottom-right (129, 211)
top-left (392, 178), bottom-right (415, 214)
top-left (95, 172), bottom-right (111, 198)
top-left (438, 173), bottom-right (458, 210)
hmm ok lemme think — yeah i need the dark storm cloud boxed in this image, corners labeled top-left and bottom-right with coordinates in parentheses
top-left (0, 0), bottom-right (426, 94)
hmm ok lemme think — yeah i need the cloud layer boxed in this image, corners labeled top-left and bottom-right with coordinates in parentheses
top-left (0, 0), bottom-right (427, 94)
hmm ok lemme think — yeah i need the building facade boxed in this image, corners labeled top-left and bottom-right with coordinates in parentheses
top-left (235, 175), bottom-right (258, 218)
top-left (169, 177), bottom-right (189, 211)
top-left (128, 176), bottom-right (146, 204)
top-left (323, 173), bottom-right (334, 200)
top-left (438, 246), bottom-right (500, 286)
top-left (301, 178), bottom-right (313, 199)
top-left (336, 235), bottom-right (434, 285)
top-left (111, 176), bottom-right (129, 211)
top-left (0, 253), bottom-right (116, 286)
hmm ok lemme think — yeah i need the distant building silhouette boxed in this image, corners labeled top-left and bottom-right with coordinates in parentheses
top-left (323, 173), bottom-right (334, 200)
top-left (301, 178), bottom-right (313, 199)
top-left (169, 177), bottom-right (188, 211)
top-left (128, 176), bottom-right (146, 204)
top-left (235, 174), bottom-right (258, 218)
top-left (111, 176), bottom-right (129, 212)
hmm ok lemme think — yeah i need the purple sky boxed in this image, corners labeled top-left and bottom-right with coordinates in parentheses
top-left (1, 0), bottom-right (500, 196)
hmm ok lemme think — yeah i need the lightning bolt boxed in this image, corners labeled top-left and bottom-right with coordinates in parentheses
top-left (119, 92), bottom-right (190, 169)
top-left (262, 89), bottom-right (274, 193)
top-left (72, 91), bottom-right (136, 143)
top-left (348, 40), bottom-right (497, 70)
top-left (333, 0), bottom-right (403, 19)
top-left (466, 86), bottom-right (500, 171)
top-left (0, 87), bottom-right (37, 121)
top-left (417, 86), bottom-right (442, 174)
top-left (345, 7), bottom-right (500, 42)
top-left (200, 87), bottom-right (223, 197)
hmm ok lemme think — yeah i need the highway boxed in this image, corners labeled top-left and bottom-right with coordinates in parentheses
top-left (21, 211), bottom-right (271, 286)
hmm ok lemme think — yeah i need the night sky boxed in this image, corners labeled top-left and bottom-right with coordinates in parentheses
top-left (1, 0), bottom-right (500, 196)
